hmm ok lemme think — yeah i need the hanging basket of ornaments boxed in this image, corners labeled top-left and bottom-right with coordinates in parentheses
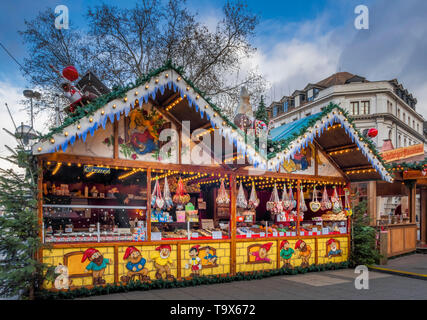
top-left (266, 183), bottom-right (283, 214)
top-left (216, 179), bottom-right (230, 206)
top-left (163, 177), bottom-right (173, 210)
top-left (248, 181), bottom-right (260, 210)
top-left (236, 181), bottom-right (248, 209)
top-left (173, 178), bottom-right (191, 210)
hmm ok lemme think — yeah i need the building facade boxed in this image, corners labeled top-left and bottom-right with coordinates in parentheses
top-left (267, 72), bottom-right (425, 150)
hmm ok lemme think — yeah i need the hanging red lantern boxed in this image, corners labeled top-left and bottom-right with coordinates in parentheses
top-left (367, 128), bottom-right (378, 138)
top-left (62, 66), bottom-right (79, 82)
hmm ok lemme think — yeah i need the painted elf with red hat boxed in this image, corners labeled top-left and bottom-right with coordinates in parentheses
top-left (185, 245), bottom-right (202, 277)
top-left (326, 239), bottom-right (342, 258)
top-left (81, 248), bottom-right (110, 285)
top-left (250, 242), bottom-right (273, 263)
top-left (120, 246), bottom-right (149, 283)
top-left (295, 240), bottom-right (312, 268)
top-left (279, 240), bottom-right (295, 269)
top-left (150, 244), bottom-right (175, 280)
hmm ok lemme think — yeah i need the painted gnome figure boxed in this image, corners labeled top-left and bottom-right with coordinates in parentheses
top-left (121, 246), bottom-right (150, 283)
top-left (233, 87), bottom-right (255, 130)
top-left (295, 240), bottom-right (312, 268)
top-left (185, 245), bottom-right (202, 277)
top-left (250, 242), bottom-right (273, 263)
top-left (326, 239), bottom-right (342, 258)
top-left (279, 240), bottom-right (295, 269)
top-left (150, 244), bottom-right (175, 280)
top-left (81, 248), bottom-right (110, 285)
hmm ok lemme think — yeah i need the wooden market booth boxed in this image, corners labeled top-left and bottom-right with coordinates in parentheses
top-left (33, 63), bottom-right (392, 289)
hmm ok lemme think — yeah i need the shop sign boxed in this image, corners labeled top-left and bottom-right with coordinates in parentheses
top-left (381, 143), bottom-right (424, 163)
top-left (83, 165), bottom-right (111, 174)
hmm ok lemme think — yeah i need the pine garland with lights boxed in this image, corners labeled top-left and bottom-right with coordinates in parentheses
top-left (35, 261), bottom-right (349, 300)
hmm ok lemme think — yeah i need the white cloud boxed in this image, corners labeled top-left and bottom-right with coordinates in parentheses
top-left (0, 81), bottom-right (30, 170)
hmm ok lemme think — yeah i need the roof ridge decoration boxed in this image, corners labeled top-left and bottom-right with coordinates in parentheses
top-left (267, 103), bottom-right (392, 182)
top-left (32, 61), bottom-right (267, 169)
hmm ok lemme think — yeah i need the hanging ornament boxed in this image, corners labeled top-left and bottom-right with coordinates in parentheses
top-left (151, 179), bottom-right (165, 209)
top-left (173, 178), bottom-right (191, 209)
top-left (331, 186), bottom-right (343, 213)
top-left (320, 186), bottom-right (332, 211)
top-left (62, 65), bottom-right (79, 82)
top-left (236, 182), bottom-right (248, 209)
top-left (343, 188), bottom-right (352, 216)
top-left (282, 184), bottom-right (291, 211)
top-left (288, 185), bottom-right (296, 211)
top-left (299, 186), bottom-right (308, 213)
top-left (163, 177), bottom-right (173, 210)
top-left (267, 183), bottom-right (282, 214)
top-left (216, 179), bottom-right (230, 205)
top-left (248, 181), bottom-right (260, 209)
top-left (309, 185), bottom-right (321, 212)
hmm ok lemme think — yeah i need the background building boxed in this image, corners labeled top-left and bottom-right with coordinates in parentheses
top-left (267, 72), bottom-right (426, 150)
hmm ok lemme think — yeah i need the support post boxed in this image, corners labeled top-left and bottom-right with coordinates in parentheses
top-left (146, 168), bottom-right (151, 241)
top-left (230, 174), bottom-right (237, 275)
top-left (421, 188), bottom-right (427, 245)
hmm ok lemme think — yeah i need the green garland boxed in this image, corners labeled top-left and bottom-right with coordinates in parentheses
top-left (266, 103), bottom-right (389, 171)
top-left (35, 261), bottom-right (349, 300)
top-left (389, 158), bottom-right (427, 171)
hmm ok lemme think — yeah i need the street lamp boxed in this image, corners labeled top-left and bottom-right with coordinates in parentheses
top-left (23, 89), bottom-right (41, 129)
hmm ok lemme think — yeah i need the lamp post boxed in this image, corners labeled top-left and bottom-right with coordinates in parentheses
top-left (23, 89), bottom-right (41, 129)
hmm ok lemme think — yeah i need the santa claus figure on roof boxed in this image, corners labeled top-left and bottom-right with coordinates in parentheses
top-left (81, 248), bottom-right (110, 285)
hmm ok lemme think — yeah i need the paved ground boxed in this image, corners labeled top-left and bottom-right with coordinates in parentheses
top-left (374, 253), bottom-right (427, 276)
top-left (80, 267), bottom-right (427, 300)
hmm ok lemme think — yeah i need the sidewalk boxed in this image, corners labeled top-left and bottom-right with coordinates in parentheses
top-left (370, 254), bottom-right (427, 279)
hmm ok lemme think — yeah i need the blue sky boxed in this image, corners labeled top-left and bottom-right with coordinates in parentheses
top-left (0, 0), bottom-right (426, 165)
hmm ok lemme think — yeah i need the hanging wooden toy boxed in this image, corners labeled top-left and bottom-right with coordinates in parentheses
top-left (173, 178), bottom-right (191, 209)
top-left (248, 181), bottom-right (260, 209)
top-left (320, 185), bottom-right (332, 211)
top-left (236, 181), bottom-right (248, 209)
top-left (216, 179), bottom-right (230, 205)
top-left (309, 185), bottom-right (321, 212)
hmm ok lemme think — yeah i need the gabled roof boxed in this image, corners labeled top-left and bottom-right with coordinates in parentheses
top-left (267, 103), bottom-right (392, 182)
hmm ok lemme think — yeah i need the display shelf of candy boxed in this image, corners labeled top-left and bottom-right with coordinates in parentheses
top-left (45, 232), bottom-right (133, 243)
top-left (132, 226), bottom-right (146, 242)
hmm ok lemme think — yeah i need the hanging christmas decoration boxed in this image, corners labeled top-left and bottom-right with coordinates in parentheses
top-left (288, 185), bottom-right (296, 211)
top-left (281, 184), bottom-right (291, 211)
top-left (62, 65), bottom-right (79, 82)
top-left (266, 183), bottom-right (283, 214)
top-left (331, 186), bottom-right (343, 213)
top-left (248, 181), bottom-right (260, 209)
top-left (309, 185), bottom-right (321, 212)
top-left (173, 178), bottom-right (191, 209)
top-left (236, 182), bottom-right (248, 209)
top-left (299, 186), bottom-right (308, 213)
top-left (216, 179), bottom-right (230, 205)
top-left (320, 186), bottom-right (332, 211)
top-left (163, 177), bottom-right (173, 210)
top-left (151, 179), bottom-right (165, 209)
top-left (343, 188), bottom-right (352, 216)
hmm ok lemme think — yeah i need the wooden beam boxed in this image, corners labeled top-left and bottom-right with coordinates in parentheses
top-left (229, 174), bottom-right (237, 276)
top-left (113, 121), bottom-right (119, 159)
top-left (420, 188), bottom-right (427, 245)
top-left (313, 139), bottom-right (349, 181)
top-left (146, 168), bottom-right (152, 241)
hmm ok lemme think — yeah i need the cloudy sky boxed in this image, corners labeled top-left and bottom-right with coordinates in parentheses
top-left (0, 0), bottom-right (426, 168)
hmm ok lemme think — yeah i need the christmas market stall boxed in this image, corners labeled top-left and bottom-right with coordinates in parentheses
top-left (32, 62), bottom-right (392, 290)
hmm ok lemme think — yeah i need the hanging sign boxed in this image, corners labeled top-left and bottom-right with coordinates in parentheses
top-left (84, 165), bottom-right (111, 174)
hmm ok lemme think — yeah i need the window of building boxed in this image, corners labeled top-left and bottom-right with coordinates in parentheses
top-left (306, 112), bottom-right (311, 117)
top-left (292, 117), bottom-right (298, 122)
top-left (398, 135), bottom-right (401, 147)
top-left (403, 112), bottom-right (406, 123)
top-left (361, 101), bottom-right (370, 115)
top-left (398, 109), bottom-right (400, 118)
top-left (413, 120), bottom-right (415, 128)
top-left (273, 106), bottom-right (278, 117)
top-left (404, 138), bottom-right (407, 147)
top-left (283, 101), bottom-right (288, 113)
top-left (417, 123), bottom-right (420, 132)
top-left (350, 101), bottom-right (359, 115)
